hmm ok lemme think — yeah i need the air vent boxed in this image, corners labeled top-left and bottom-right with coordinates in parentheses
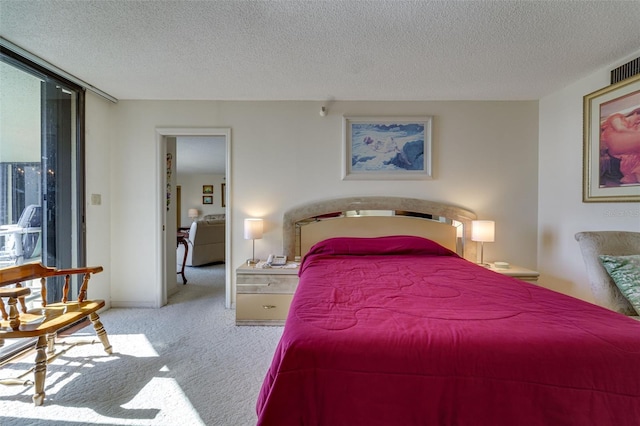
top-left (610, 57), bottom-right (640, 84)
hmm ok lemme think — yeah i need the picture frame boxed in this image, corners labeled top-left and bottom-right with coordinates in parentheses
top-left (342, 116), bottom-right (432, 180)
top-left (221, 183), bottom-right (226, 207)
top-left (583, 74), bottom-right (640, 202)
top-left (202, 185), bottom-right (213, 194)
top-left (202, 195), bottom-right (213, 205)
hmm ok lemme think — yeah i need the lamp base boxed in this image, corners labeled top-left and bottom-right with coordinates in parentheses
top-left (247, 258), bottom-right (259, 266)
top-left (477, 241), bottom-right (490, 268)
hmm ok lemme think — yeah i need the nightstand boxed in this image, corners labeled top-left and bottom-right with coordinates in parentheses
top-left (236, 263), bottom-right (300, 326)
top-left (488, 263), bottom-right (539, 282)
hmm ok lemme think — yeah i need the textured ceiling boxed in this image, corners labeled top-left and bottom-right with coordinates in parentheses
top-left (2, 0), bottom-right (640, 102)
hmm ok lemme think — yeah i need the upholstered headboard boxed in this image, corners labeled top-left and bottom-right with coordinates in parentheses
top-left (283, 196), bottom-right (477, 262)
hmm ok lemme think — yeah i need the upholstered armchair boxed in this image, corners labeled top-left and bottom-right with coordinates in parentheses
top-left (575, 231), bottom-right (640, 317)
top-left (177, 220), bottom-right (225, 266)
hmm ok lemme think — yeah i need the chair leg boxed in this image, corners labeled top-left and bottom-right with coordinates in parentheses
top-left (0, 297), bottom-right (7, 320)
top-left (7, 296), bottom-right (21, 330)
top-left (33, 335), bottom-right (47, 406)
top-left (90, 312), bottom-right (112, 355)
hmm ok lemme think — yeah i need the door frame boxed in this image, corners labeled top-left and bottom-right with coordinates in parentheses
top-left (156, 127), bottom-right (232, 308)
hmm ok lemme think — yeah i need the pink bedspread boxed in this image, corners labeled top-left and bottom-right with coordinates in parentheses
top-left (256, 236), bottom-right (640, 425)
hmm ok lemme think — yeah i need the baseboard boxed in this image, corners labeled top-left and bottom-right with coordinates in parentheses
top-left (110, 300), bottom-right (158, 308)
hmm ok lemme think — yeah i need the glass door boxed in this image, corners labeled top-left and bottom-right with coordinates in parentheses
top-left (0, 49), bottom-right (85, 357)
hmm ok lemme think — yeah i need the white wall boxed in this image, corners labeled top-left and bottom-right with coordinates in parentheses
top-left (100, 100), bottom-right (538, 307)
top-left (177, 173), bottom-right (226, 226)
top-left (85, 92), bottom-right (114, 305)
top-left (538, 50), bottom-right (640, 303)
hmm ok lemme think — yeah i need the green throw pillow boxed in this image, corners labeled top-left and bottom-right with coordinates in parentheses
top-left (599, 254), bottom-right (640, 315)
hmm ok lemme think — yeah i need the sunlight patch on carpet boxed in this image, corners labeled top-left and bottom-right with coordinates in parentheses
top-left (0, 334), bottom-right (205, 425)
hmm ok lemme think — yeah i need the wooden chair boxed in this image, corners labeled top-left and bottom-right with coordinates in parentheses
top-left (0, 262), bottom-right (112, 405)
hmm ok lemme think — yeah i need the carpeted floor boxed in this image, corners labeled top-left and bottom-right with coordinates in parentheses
top-left (0, 263), bottom-right (284, 425)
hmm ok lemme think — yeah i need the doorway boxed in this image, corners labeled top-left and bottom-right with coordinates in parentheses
top-left (156, 128), bottom-right (231, 308)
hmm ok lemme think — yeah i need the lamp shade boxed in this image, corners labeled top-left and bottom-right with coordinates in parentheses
top-left (188, 208), bottom-right (199, 219)
top-left (471, 220), bottom-right (495, 242)
top-left (244, 218), bottom-right (263, 240)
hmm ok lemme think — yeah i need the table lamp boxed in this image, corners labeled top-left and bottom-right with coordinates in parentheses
top-left (188, 208), bottom-right (199, 222)
top-left (472, 220), bottom-right (495, 267)
top-left (244, 218), bottom-right (263, 265)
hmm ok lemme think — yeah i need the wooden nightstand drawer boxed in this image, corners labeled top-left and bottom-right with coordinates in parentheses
top-left (236, 274), bottom-right (298, 293)
top-left (236, 294), bottom-right (293, 325)
top-left (513, 276), bottom-right (538, 283)
top-left (236, 263), bottom-right (300, 326)
top-left (488, 263), bottom-right (539, 283)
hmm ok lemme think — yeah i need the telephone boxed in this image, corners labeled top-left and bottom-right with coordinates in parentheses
top-left (266, 254), bottom-right (287, 266)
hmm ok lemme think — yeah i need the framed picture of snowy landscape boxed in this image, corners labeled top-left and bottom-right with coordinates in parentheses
top-left (342, 116), bottom-right (432, 180)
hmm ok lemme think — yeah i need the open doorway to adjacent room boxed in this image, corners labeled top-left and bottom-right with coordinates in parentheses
top-left (157, 128), bottom-right (231, 308)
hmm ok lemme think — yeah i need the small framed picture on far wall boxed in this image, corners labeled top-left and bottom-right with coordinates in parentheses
top-left (202, 195), bottom-right (213, 204)
top-left (203, 185), bottom-right (213, 194)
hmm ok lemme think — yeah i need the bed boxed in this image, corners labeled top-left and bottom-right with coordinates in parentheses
top-left (256, 197), bottom-right (640, 426)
